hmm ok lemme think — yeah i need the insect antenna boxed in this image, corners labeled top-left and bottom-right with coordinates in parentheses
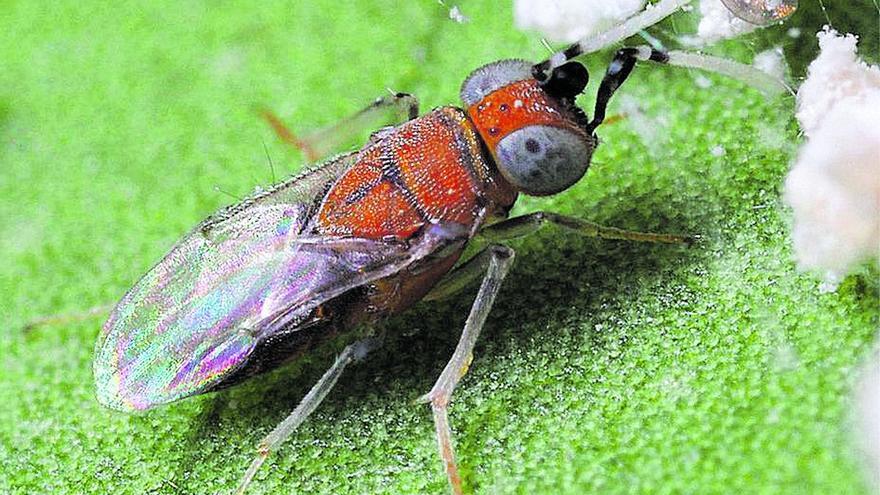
top-left (533, 0), bottom-right (691, 80)
top-left (533, 0), bottom-right (792, 97)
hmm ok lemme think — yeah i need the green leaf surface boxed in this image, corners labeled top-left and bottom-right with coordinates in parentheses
top-left (2, 1), bottom-right (878, 494)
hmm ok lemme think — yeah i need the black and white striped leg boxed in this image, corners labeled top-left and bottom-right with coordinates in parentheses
top-left (588, 46), bottom-right (667, 133)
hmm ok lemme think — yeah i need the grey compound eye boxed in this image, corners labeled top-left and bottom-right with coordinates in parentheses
top-left (460, 59), bottom-right (533, 106)
top-left (495, 125), bottom-right (594, 196)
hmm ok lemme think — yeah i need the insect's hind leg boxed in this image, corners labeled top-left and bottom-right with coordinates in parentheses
top-left (479, 211), bottom-right (695, 245)
top-left (234, 336), bottom-right (383, 495)
top-left (260, 92), bottom-right (420, 162)
top-left (418, 245), bottom-right (515, 495)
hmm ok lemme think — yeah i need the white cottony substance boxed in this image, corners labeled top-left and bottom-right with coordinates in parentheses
top-left (514, 0), bottom-right (646, 43)
top-left (783, 28), bottom-right (880, 283)
top-left (753, 47), bottom-right (787, 81)
top-left (697, 0), bottom-right (758, 42)
top-left (795, 28), bottom-right (880, 137)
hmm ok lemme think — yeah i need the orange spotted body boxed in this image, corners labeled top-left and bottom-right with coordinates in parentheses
top-left (316, 106), bottom-right (517, 241)
top-left (315, 79), bottom-right (581, 243)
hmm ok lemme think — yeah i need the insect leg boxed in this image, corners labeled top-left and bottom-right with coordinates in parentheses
top-left (664, 50), bottom-right (791, 95)
top-left (587, 46), bottom-right (668, 133)
top-left (424, 242), bottom-right (513, 302)
top-left (260, 92), bottom-right (420, 162)
top-left (586, 46), bottom-right (790, 133)
top-left (479, 212), bottom-right (695, 245)
top-left (234, 336), bottom-right (382, 495)
top-left (418, 245), bottom-right (515, 495)
top-left (21, 303), bottom-right (113, 332)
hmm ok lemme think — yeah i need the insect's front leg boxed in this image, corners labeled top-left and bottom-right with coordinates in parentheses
top-left (587, 46), bottom-right (667, 133)
top-left (585, 46), bottom-right (789, 132)
top-left (234, 336), bottom-right (382, 495)
top-left (418, 245), bottom-right (515, 495)
top-left (260, 92), bottom-right (420, 162)
top-left (479, 211), bottom-right (695, 245)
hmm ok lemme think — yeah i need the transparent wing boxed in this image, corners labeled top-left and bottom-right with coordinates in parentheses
top-left (94, 152), bottom-right (421, 411)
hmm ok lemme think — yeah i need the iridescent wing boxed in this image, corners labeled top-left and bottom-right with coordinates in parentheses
top-left (94, 152), bottom-right (437, 411)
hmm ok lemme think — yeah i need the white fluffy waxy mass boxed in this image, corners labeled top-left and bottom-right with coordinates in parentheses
top-left (784, 28), bottom-right (880, 284)
top-left (514, 0), bottom-right (646, 43)
top-left (514, 0), bottom-right (789, 48)
top-left (697, 0), bottom-right (758, 41)
top-left (795, 29), bottom-right (880, 136)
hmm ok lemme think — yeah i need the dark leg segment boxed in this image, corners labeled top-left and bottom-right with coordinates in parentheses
top-left (419, 245), bottom-right (515, 495)
top-left (234, 337), bottom-right (382, 495)
top-left (479, 211), bottom-right (693, 245)
top-left (261, 92), bottom-right (420, 162)
top-left (587, 46), bottom-right (668, 133)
